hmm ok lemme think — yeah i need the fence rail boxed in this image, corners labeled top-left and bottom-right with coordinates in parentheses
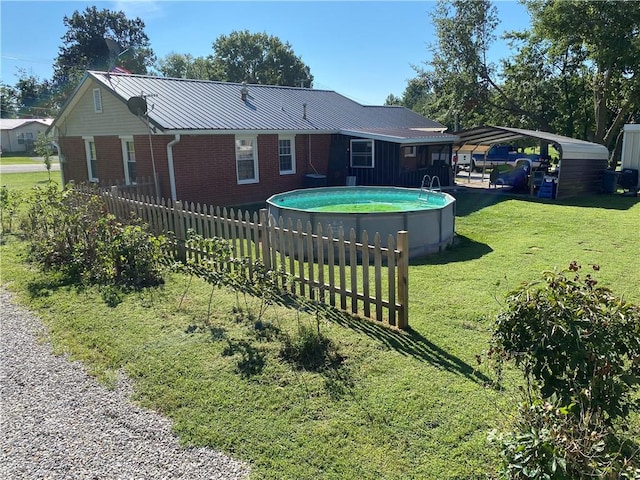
top-left (86, 186), bottom-right (409, 329)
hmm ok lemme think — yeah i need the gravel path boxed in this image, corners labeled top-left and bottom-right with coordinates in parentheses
top-left (0, 288), bottom-right (250, 479)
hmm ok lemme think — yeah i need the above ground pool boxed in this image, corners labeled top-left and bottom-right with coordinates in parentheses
top-left (266, 186), bottom-right (456, 258)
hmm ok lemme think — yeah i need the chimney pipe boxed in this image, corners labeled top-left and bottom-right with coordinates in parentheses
top-left (240, 82), bottom-right (248, 102)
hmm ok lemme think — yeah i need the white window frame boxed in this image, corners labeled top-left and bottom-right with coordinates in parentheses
top-left (404, 145), bottom-right (417, 157)
top-left (93, 88), bottom-right (102, 113)
top-left (235, 136), bottom-right (259, 184)
top-left (83, 136), bottom-right (98, 182)
top-left (350, 139), bottom-right (375, 168)
top-left (120, 136), bottom-right (137, 185)
top-left (278, 135), bottom-right (296, 175)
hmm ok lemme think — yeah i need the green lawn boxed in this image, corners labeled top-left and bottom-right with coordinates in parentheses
top-left (0, 155), bottom-right (59, 166)
top-left (1, 173), bottom-right (639, 479)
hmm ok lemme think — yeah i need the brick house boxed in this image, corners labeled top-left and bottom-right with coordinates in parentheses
top-left (49, 71), bottom-right (458, 207)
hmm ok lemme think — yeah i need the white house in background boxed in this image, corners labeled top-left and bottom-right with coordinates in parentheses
top-left (0, 118), bottom-right (54, 154)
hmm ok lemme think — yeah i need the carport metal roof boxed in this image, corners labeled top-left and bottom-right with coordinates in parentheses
top-left (454, 125), bottom-right (609, 160)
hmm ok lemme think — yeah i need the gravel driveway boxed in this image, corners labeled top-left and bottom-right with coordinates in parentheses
top-left (0, 288), bottom-right (250, 479)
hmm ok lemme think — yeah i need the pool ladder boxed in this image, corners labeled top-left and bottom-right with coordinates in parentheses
top-left (418, 175), bottom-right (441, 201)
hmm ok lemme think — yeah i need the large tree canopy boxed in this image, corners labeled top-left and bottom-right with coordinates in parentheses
top-left (398, 0), bottom-right (640, 165)
top-left (53, 6), bottom-right (155, 103)
top-left (397, 0), bottom-right (499, 130)
top-left (154, 52), bottom-right (215, 80)
top-left (526, 0), bottom-right (640, 152)
top-left (209, 30), bottom-right (313, 87)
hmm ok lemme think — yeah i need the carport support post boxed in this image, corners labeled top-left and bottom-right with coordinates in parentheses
top-left (397, 231), bottom-right (409, 329)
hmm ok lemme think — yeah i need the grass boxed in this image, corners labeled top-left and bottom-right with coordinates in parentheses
top-left (1, 172), bottom-right (639, 479)
top-left (0, 155), bottom-right (59, 166)
top-left (0, 171), bottom-right (59, 190)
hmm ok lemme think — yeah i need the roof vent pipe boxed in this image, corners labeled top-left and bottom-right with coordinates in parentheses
top-left (240, 82), bottom-right (248, 102)
top-left (303, 103), bottom-right (307, 120)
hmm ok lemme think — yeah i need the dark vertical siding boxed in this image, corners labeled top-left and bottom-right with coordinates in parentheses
top-left (556, 158), bottom-right (608, 198)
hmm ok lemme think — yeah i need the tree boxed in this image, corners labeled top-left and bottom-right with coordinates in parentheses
top-left (401, 0), bottom-right (499, 130)
top-left (155, 52), bottom-right (214, 80)
top-left (13, 70), bottom-right (57, 118)
top-left (525, 0), bottom-right (640, 165)
top-left (209, 30), bottom-right (313, 87)
top-left (0, 83), bottom-right (18, 118)
top-left (52, 6), bottom-right (155, 103)
top-left (34, 133), bottom-right (54, 181)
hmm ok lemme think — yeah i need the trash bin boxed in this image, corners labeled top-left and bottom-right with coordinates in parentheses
top-left (602, 170), bottom-right (619, 194)
top-left (304, 174), bottom-right (327, 188)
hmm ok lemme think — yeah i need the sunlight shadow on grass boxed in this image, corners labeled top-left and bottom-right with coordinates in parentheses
top-left (272, 293), bottom-right (491, 385)
top-left (410, 235), bottom-right (493, 266)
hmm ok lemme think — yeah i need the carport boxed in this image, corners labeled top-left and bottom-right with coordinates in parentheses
top-left (454, 126), bottom-right (610, 199)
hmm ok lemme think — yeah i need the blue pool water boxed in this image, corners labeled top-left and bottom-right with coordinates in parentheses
top-left (269, 186), bottom-right (449, 213)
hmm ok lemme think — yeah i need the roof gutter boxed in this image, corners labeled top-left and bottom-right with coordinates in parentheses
top-left (167, 134), bottom-right (181, 201)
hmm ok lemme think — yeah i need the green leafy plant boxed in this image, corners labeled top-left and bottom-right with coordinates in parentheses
top-left (34, 132), bottom-right (54, 181)
top-left (0, 185), bottom-right (22, 236)
top-left (491, 262), bottom-right (640, 422)
top-left (488, 262), bottom-right (640, 479)
top-left (22, 183), bottom-right (166, 291)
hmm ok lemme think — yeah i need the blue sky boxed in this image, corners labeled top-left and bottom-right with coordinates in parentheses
top-left (1, 1), bottom-right (530, 105)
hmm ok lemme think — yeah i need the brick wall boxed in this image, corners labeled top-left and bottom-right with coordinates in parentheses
top-left (59, 133), bottom-right (332, 207)
top-left (58, 136), bottom-right (88, 183)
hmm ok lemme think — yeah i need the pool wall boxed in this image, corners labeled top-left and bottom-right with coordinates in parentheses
top-left (267, 186), bottom-right (456, 259)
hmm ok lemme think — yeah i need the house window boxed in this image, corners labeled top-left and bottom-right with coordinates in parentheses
top-left (93, 88), bottom-right (102, 113)
top-left (235, 136), bottom-right (259, 184)
top-left (278, 135), bottom-right (296, 174)
top-left (17, 132), bottom-right (33, 145)
top-left (120, 137), bottom-right (137, 184)
top-left (404, 146), bottom-right (416, 157)
top-left (350, 139), bottom-right (374, 168)
top-left (84, 137), bottom-right (98, 181)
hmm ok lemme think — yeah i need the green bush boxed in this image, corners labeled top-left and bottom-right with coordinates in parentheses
top-left (22, 183), bottom-right (166, 290)
top-left (489, 263), bottom-right (640, 479)
top-left (0, 185), bottom-right (23, 235)
top-left (491, 262), bottom-right (640, 422)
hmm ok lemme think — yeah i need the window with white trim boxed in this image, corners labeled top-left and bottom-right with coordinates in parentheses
top-left (120, 137), bottom-right (137, 184)
top-left (235, 136), bottom-right (259, 184)
top-left (278, 135), bottom-right (296, 174)
top-left (84, 137), bottom-right (98, 181)
top-left (350, 139), bottom-right (374, 168)
top-left (93, 88), bottom-right (102, 113)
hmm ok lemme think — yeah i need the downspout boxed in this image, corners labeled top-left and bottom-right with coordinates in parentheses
top-left (166, 134), bottom-right (181, 201)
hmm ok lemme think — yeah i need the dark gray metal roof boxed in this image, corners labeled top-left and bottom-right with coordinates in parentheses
top-left (88, 71), bottom-right (446, 133)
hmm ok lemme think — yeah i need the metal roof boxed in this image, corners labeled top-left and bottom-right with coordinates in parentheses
top-left (454, 125), bottom-right (609, 160)
top-left (0, 118), bottom-right (53, 130)
top-left (82, 71), bottom-right (446, 134)
top-left (340, 127), bottom-right (458, 144)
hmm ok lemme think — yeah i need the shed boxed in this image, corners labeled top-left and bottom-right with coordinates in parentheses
top-left (621, 125), bottom-right (640, 173)
top-left (454, 126), bottom-right (610, 199)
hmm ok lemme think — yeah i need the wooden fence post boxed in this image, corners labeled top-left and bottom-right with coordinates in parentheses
top-left (259, 209), bottom-right (271, 271)
top-left (396, 230), bottom-right (409, 329)
top-left (174, 200), bottom-right (186, 262)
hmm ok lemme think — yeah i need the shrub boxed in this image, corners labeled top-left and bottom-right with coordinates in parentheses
top-left (491, 262), bottom-right (640, 422)
top-left (22, 183), bottom-right (166, 290)
top-left (0, 185), bottom-right (22, 235)
top-left (488, 262), bottom-right (640, 479)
